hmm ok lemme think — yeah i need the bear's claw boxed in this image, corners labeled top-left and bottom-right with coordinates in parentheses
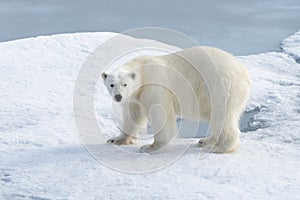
top-left (198, 138), bottom-right (206, 147)
top-left (106, 137), bottom-right (134, 145)
top-left (107, 139), bottom-right (115, 144)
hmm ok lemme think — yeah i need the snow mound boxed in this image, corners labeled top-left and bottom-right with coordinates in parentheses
top-left (239, 51), bottom-right (300, 145)
top-left (1, 31), bottom-right (300, 199)
top-left (281, 30), bottom-right (300, 62)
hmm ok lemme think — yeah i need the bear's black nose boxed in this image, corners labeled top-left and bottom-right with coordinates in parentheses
top-left (114, 94), bottom-right (122, 102)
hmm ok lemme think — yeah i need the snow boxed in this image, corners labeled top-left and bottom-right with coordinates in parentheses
top-left (1, 31), bottom-right (300, 199)
top-left (281, 31), bottom-right (300, 62)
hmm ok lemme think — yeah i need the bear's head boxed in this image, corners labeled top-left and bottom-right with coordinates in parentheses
top-left (101, 70), bottom-right (137, 103)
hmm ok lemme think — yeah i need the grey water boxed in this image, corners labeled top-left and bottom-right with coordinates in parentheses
top-left (1, 0), bottom-right (300, 55)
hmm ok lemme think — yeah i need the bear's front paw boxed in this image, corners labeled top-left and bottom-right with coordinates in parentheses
top-left (107, 136), bottom-right (135, 145)
top-left (140, 144), bottom-right (155, 153)
top-left (140, 144), bottom-right (165, 153)
top-left (198, 137), bottom-right (216, 147)
top-left (198, 138), bottom-right (207, 147)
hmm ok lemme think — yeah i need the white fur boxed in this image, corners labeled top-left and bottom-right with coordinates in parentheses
top-left (102, 46), bottom-right (251, 153)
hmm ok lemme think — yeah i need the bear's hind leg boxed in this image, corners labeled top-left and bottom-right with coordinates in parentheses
top-left (199, 117), bottom-right (240, 153)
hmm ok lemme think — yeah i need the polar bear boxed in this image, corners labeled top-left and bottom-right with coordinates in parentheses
top-left (102, 46), bottom-right (251, 153)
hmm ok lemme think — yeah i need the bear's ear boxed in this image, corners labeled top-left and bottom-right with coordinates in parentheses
top-left (130, 72), bottom-right (136, 80)
top-left (101, 72), bottom-right (108, 80)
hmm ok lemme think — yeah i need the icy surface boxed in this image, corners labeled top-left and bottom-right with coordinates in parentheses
top-left (1, 31), bottom-right (300, 199)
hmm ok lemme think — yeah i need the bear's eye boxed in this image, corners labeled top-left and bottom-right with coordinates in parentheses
top-left (123, 84), bottom-right (127, 87)
top-left (110, 84), bottom-right (114, 88)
